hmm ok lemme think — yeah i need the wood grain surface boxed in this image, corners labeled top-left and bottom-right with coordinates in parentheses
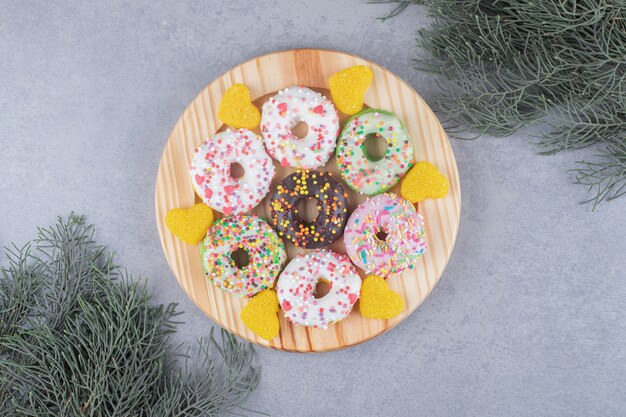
top-left (155, 49), bottom-right (461, 352)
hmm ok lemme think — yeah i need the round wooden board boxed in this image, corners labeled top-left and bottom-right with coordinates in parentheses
top-left (155, 49), bottom-right (460, 352)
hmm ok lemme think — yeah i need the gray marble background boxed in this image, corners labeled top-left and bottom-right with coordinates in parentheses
top-left (1, 1), bottom-right (624, 416)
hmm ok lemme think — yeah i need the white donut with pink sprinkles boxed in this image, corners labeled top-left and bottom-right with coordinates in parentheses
top-left (260, 86), bottom-right (339, 169)
top-left (276, 249), bottom-right (361, 329)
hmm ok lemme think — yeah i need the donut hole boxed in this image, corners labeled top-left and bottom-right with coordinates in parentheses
top-left (313, 278), bottom-right (331, 299)
top-left (291, 121), bottom-right (309, 139)
top-left (375, 229), bottom-right (389, 242)
top-left (230, 247), bottom-right (250, 269)
top-left (362, 133), bottom-right (388, 162)
top-left (296, 197), bottom-right (320, 223)
top-left (229, 162), bottom-right (245, 179)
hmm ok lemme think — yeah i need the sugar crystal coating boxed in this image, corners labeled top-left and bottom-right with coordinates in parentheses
top-left (218, 83), bottom-right (261, 129)
top-left (401, 161), bottom-right (449, 203)
top-left (329, 65), bottom-right (373, 115)
top-left (240, 289), bottom-right (280, 340)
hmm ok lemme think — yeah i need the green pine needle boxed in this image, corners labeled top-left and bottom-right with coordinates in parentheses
top-left (374, 0), bottom-right (626, 208)
top-left (0, 214), bottom-right (260, 416)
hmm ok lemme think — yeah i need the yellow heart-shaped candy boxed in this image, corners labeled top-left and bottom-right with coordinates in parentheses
top-left (240, 289), bottom-right (280, 340)
top-left (359, 275), bottom-right (404, 319)
top-left (329, 65), bottom-right (373, 115)
top-left (218, 83), bottom-right (261, 129)
top-left (401, 161), bottom-right (449, 203)
top-left (165, 203), bottom-right (214, 245)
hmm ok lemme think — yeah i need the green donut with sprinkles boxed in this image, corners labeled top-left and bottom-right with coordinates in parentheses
top-left (336, 108), bottom-right (414, 195)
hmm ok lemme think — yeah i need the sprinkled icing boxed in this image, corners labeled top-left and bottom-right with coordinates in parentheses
top-left (190, 129), bottom-right (274, 216)
top-left (270, 170), bottom-right (348, 249)
top-left (344, 193), bottom-right (426, 277)
top-left (261, 86), bottom-right (339, 169)
top-left (201, 214), bottom-right (286, 298)
top-left (276, 249), bottom-right (361, 329)
top-left (336, 108), bottom-right (414, 195)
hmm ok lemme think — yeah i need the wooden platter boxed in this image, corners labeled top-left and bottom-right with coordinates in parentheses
top-left (155, 49), bottom-right (460, 352)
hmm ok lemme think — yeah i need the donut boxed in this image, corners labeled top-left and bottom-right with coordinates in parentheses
top-left (260, 86), bottom-right (340, 169)
top-left (201, 214), bottom-right (286, 298)
top-left (276, 249), bottom-right (361, 329)
top-left (344, 193), bottom-right (426, 277)
top-left (190, 129), bottom-right (275, 216)
top-left (336, 108), bottom-right (414, 195)
top-left (269, 170), bottom-right (348, 249)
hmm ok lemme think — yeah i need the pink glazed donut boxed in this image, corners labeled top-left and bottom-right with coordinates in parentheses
top-left (343, 193), bottom-right (427, 277)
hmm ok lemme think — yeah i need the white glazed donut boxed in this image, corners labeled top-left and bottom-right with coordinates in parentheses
top-left (190, 129), bottom-right (275, 216)
top-left (260, 86), bottom-right (340, 169)
top-left (276, 249), bottom-right (361, 329)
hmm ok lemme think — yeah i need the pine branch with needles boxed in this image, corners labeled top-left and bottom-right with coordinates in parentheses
top-left (371, 0), bottom-right (626, 208)
top-left (0, 214), bottom-right (260, 417)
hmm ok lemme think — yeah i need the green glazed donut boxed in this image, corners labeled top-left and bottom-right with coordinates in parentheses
top-left (335, 108), bottom-right (414, 195)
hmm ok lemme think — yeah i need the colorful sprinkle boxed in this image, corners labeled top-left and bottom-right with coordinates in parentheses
top-left (344, 193), bottom-right (427, 277)
top-left (190, 129), bottom-right (275, 215)
top-left (261, 86), bottom-right (339, 169)
top-left (270, 170), bottom-right (348, 249)
top-left (201, 214), bottom-right (286, 298)
top-left (276, 249), bottom-right (361, 329)
top-left (336, 108), bottom-right (414, 195)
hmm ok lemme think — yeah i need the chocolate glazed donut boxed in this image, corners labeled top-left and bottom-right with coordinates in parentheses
top-left (270, 170), bottom-right (349, 249)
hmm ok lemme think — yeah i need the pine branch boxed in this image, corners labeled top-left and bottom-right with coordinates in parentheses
top-left (0, 214), bottom-right (260, 416)
top-left (572, 140), bottom-right (626, 209)
top-left (376, 0), bottom-right (626, 208)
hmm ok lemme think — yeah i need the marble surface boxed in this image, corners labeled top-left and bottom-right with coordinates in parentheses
top-left (0, 1), bottom-right (624, 416)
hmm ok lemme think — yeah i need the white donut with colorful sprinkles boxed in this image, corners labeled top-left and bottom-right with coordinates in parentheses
top-left (260, 86), bottom-right (339, 169)
top-left (276, 249), bottom-right (361, 329)
top-left (190, 129), bottom-right (275, 216)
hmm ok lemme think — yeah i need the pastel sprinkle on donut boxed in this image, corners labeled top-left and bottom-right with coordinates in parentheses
top-left (401, 161), bottom-right (450, 203)
top-left (276, 249), bottom-right (361, 329)
top-left (190, 129), bottom-right (275, 216)
top-left (201, 214), bottom-right (286, 298)
top-left (218, 83), bottom-right (261, 129)
top-left (165, 203), bottom-right (214, 245)
top-left (329, 65), bottom-right (373, 115)
top-left (240, 289), bottom-right (280, 340)
top-left (359, 275), bottom-right (405, 319)
top-left (343, 193), bottom-right (427, 278)
top-left (336, 108), bottom-right (414, 195)
top-left (260, 86), bottom-right (339, 169)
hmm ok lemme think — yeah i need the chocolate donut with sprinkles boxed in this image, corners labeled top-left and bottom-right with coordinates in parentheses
top-left (344, 193), bottom-right (427, 278)
top-left (269, 170), bottom-right (349, 249)
top-left (201, 214), bottom-right (286, 298)
top-left (336, 108), bottom-right (414, 195)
